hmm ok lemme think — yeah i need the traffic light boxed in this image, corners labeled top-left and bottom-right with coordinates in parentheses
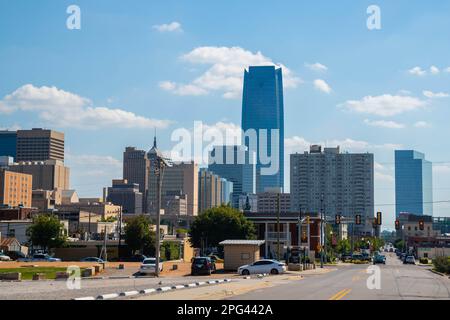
top-left (355, 215), bottom-right (362, 225)
top-left (419, 220), bottom-right (425, 231)
top-left (306, 216), bottom-right (310, 225)
top-left (395, 220), bottom-right (400, 230)
top-left (301, 231), bottom-right (307, 242)
top-left (335, 215), bottom-right (341, 225)
top-left (376, 212), bottom-right (382, 226)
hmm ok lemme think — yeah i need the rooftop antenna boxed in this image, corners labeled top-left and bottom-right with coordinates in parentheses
top-left (153, 128), bottom-right (157, 148)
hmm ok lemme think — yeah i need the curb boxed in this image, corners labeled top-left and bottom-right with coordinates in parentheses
top-left (74, 278), bottom-right (232, 301)
top-left (430, 269), bottom-right (446, 277)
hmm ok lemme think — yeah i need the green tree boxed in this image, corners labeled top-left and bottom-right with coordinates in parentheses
top-left (27, 214), bottom-right (67, 251)
top-left (124, 215), bottom-right (155, 254)
top-left (189, 205), bottom-right (256, 248)
top-left (336, 239), bottom-right (351, 254)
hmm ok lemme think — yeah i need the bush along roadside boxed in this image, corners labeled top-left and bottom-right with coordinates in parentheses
top-left (432, 256), bottom-right (450, 274)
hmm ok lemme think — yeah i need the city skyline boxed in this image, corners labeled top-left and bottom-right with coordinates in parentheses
top-left (1, 1), bottom-right (450, 228)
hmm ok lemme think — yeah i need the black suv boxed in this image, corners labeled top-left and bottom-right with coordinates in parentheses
top-left (191, 257), bottom-right (216, 276)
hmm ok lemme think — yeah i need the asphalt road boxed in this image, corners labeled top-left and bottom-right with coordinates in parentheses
top-left (229, 253), bottom-right (450, 300)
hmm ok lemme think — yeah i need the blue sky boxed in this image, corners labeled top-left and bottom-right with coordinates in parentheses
top-left (1, 0), bottom-right (450, 228)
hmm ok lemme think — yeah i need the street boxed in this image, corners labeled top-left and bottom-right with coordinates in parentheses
top-left (230, 253), bottom-right (450, 300)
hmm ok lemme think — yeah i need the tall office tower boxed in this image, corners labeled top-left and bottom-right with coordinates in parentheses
top-left (8, 160), bottom-right (70, 191)
top-left (0, 131), bottom-right (17, 160)
top-left (242, 66), bottom-right (284, 193)
top-left (290, 145), bottom-right (374, 236)
top-left (208, 145), bottom-right (255, 196)
top-left (395, 150), bottom-right (433, 217)
top-left (148, 138), bottom-right (198, 216)
top-left (107, 179), bottom-right (143, 214)
top-left (16, 128), bottom-right (65, 162)
top-left (198, 169), bottom-right (232, 213)
top-left (0, 169), bottom-right (33, 208)
top-left (123, 147), bottom-right (150, 211)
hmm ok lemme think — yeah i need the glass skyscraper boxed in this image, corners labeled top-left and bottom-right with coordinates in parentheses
top-left (0, 130), bottom-right (17, 160)
top-left (241, 66), bottom-right (284, 193)
top-left (395, 150), bottom-right (433, 217)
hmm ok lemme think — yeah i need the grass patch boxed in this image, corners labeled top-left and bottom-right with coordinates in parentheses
top-left (0, 267), bottom-right (84, 280)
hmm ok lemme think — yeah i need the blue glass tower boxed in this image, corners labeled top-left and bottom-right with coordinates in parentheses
top-left (241, 66), bottom-right (284, 193)
top-left (0, 131), bottom-right (17, 160)
top-left (395, 150), bottom-right (433, 217)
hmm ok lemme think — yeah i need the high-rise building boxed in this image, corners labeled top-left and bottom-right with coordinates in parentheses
top-left (8, 160), bottom-right (70, 191)
top-left (107, 179), bottom-right (143, 214)
top-left (395, 150), bottom-right (433, 217)
top-left (16, 129), bottom-right (65, 162)
top-left (123, 147), bottom-right (150, 211)
top-left (257, 190), bottom-right (291, 214)
top-left (242, 66), bottom-right (284, 193)
top-left (147, 138), bottom-right (198, 216)
top-left (208, 145), bottom-right (255, 196)
top-left (290, 145), bottom-right (374, 235)
top-left (198, 169), bottom-right (232, 213)
top-left (0, 131), bottom-right (17, 160)
top-left (0, 169), bottom-right (33, 208)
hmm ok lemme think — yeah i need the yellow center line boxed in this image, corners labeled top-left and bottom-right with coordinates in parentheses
top-left (329, 288), bottom-right (352, 300)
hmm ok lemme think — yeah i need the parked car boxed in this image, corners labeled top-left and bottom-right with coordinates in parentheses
top-left (341, 253), bottom-right (353, 261)
top-left (19, 253), bottom-right (61, 262)
top-left (373, 254), bottom-right (386, 264)
top-left (80, 257), bottom-right (105, 263)
top-left (238, 259), bottom-right (287, 276)
top-left (0, 252), bottom-right (12, 261)
top-left (120, 254), bottom-right (147, 262)
top-left (6, 251), bottom-right (26, 261)
top-left (400, 253), bottom-right (406, 261)
top-left (404, 256), bottom-right (416, 265)
top-left (351, 254), bottom-right (365, 262)
top-left (139, 258), bottom-right (164, 275)
top-left (191, 257), bottom-right (216, 276)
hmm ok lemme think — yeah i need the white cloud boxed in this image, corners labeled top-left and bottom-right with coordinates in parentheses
top-left (430, 66), bottom-right (440, 75)
top-left (0, 124), bottom-right (21, 131)
top-left (0, 84), bottom-right (173, 129)
top-left (313, 79), bottom-right (332, 94)
top-left (66, 154), bottom-right (122, 167)
top-left (152, 22), bottom-right (183, 33)
top-left (160, 46), bottom-right (301, 99)
top-left (408, 67), bottom-right (426, 76)
top-left (414, 121), bottom-right (431, 128)
top-left (340, 94), bottom-right (427, 117)
top-left (433, 163), bottom-right (450, 174)
top-left (423, 90), bottom-right (449, 99)
top-left (305, 62), bottom-right (328, 72)
top-left (364, 119), bottom-right (405, 129)
top-left (445, 67), bottom-right (450, 73)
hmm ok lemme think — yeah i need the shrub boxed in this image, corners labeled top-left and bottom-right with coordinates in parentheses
top-left (433, 256), bottom-right (450, 274)
top-left (419, 257), bottom-right (429, 264)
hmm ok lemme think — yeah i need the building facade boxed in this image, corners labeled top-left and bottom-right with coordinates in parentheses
top-left (242, 66), bottom-right (285, 193)
top-left (198, 169), bottom-right (232, 213)
top-left (290, 145), bottom-right (374, 236)
top-left (257, 191), bottom-right (291, 214)
top-left (0, 170), bottom-right (33, 208)
top-left (16, 129), bottom-right (65, 162)
top-left (0, 131), bottom-right (17, 160)
top-left (107, 179), bottom-right (143, 214)
top-left (8, 160), bottom-right (70, 191)
top-left (395, 150), bottom-right (433, 217)
top-left (123, 147), bottom-right (150, 211)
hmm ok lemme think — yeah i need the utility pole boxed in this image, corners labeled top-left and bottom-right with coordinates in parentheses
top-left (320, 194), bottom-right (324, 268)
top-left (277, 192), bottom-right (281, 261)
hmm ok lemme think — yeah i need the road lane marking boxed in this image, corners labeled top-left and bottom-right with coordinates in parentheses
top-left (329, 288), bottom-right (352, 300)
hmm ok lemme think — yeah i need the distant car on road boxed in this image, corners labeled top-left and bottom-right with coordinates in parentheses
top-left (6, 251), bottom-right (26, 261)
top-left (403, 256), bottom-right (416, 265)
top-left (191, 257), bottom-right (216, 276)
top-left (139, 258), bottom-right (163, 275)
top-left (373, 254), bottom-right (386, 264)
top-left (238, 259), bottom-right (286, 276)
top-left (80, 257), bottom-right (105, 263)
top-left (19, 253), bottom-right (61, 262)
top-left (0, 253), bottom-right (11, 261)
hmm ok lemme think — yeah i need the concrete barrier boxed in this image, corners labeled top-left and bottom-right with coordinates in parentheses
top-left (32, 273), bottom-right (46, 281)
top-left (55, 272), bottom-right (70, 280)
top-left (172, 264), bottom-right (178, 270)
top-left (0, 272), bottom-right (21, 281)
top-left (94, 265), bottom-right (103, 274)
top-left (82, 267), bottom-right (95, 278)
top-left (118, 264), bottom-right (125, 270)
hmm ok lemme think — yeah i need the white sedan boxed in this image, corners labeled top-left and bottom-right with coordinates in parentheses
top-left (238, 259), bottom-right (287, 276)
top-left (0, 253), bottom-right (11, 261)
top-left (139, 258), bottom-right (163, 275)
